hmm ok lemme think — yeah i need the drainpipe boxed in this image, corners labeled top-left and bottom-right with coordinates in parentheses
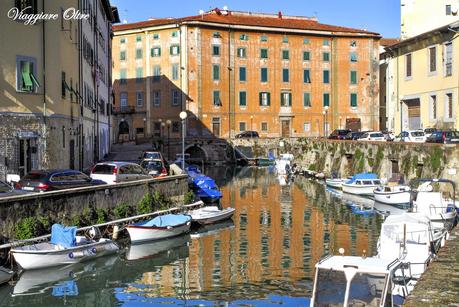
top-left (41, 0), bottom-right (47, 168)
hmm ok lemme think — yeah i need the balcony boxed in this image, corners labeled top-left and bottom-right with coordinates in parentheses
top-left (279, 106), bottom-right (292, 115)
top-left (113, 106), bottom-right (135, 114)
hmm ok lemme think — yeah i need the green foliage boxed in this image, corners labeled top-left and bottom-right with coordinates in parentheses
top-left (37, 216), bottom-right (50, 230)
top-left (374, 147), bottom-right (384, 170)
top-left (368, 147), bottom-right (373, 157)
top-left (184, 191), bottom-right (196, 204)
top-left (430, 147), bottom-right (443, 173)
top-left (152, 190), bottom-right (170, 210)
top-left (95, 208), bottom-right (108, 224)
top-left (308, 164), bottom-right (317, 171)
top-left (137, 193), bottom-right (153, 215)
top-left (402, 154), bottom-right (411, 175)
top-left (14, 217), bottom-right (44, 240)
top-left (354, 148), bottom-right (365, 173)
top-left (114, 202), bottom-right (132, 219)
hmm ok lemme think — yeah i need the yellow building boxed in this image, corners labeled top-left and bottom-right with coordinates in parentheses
top-left (384, 21), bottom-right (459, 133)
top-left (0, 1), bottom-right (118, 178)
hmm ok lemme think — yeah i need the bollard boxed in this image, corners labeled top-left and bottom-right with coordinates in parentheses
top-left (112, 225), bottom-right (120, 240)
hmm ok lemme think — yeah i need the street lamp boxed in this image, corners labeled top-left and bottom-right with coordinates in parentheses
top-left (166, 119), bottom-right (171, 160)
top-left (161, 122), bottom-right (165, 153)
top-left (250, 115), bottom-right (254, 131)
top-left (323, 106), bottom-right (329, 137)
top-left (143, 117), bottom-right (146, 137)
top-left (179, 111), bottom-right (188, 172)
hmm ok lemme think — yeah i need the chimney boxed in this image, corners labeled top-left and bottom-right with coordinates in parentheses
top-left (278, 11), bottom-right (282, 19)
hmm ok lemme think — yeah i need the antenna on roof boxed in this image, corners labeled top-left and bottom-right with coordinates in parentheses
top-left (199, 9), bottom-right (204, 20)
top-left (123, 9), bottom-right (128, 24)
top-left (223, 5), bottom-right (228, 11)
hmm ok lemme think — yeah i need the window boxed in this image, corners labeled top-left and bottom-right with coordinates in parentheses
top-left (303, 69), bottom-right (311, 83)
top-left (350, 52), bottom-right (358, 62)
top-left (303, 38), bottom-right (310, 44)
top-left (212, 65), bottom-right (220, 81)
top-left (323, 93), bottom-right (330, 107)
top-left (282, 68), bottom-right (289, 82)
top-left (212, 45), bottom-right (220, 56)
top-left (261, 122), bottom-right (268, 132)
top-left (212, 32), bottom-right (220, 38)
top-left (172, 64), bottom-right (179, 80)
top-left (350, 71), bottom-right (357, 85)
top-left (172, 122), bottom-right (180, 133)
top-left (350, 40), bottom-right (357, 47)
top-left (136, 35), bottom-right (142, 42)
top-left (444, 42), bottom-right (453, 76)
top-left (405, 53), bottom-right (412, 78)
top-left (239, 91), bottom-right (247, 107)
top-left (119, 68), bottom-right (127, 84)
top-left (171, 90), bottom-right (181, 106)
top-left (15, 0), bottom-right (37, 14)
top-left (212, 117), bottom-right (221, 136)
top-left (260, 68), bottom-right (268, 82)
top-left (259, 92), bottom-right (270, 106)
top-left (303, 92), bottom-right (311, 107)
top-left (445, 93), bottom-right (453, 119)
top-left (429, 46), bottom-right (436, 73)
top-left (350, 93), bottom-right (357, 107)
top-left (240, 34), bottom-right (249, 41)
top-left (170, 45), bottom-right (180, 55)
top-left (430, 95), bottom-right (437, 120)
top-left (120, 37), bottom-right (126, 44)
top-left (16, 56), bottom-right (39, 93)
top-left (323, 39), bottom-right (330, 46)
top-left (280, 92), bottom-right (292, 107)
top-left (239, 122), bottom-right (247, 132)
top-left (323, 70), bottom-right (330, 84)
top-left (120, 92), bottom-right (128, 106)
top-left (152, 90), bottom-right (160, 106)
top-left (260, 48), bottom-right (268, 59)
top-left (304, 122), bottom-right (311, 132)
top-left (171, 31), bottom-right (178, 37)
top-left (151, 47), bottom-right (161, 57)
top-left (153, 33), bottom-right (159, 40)
top-left (446, 4), bottom-right (452, 15)
top-left (136, 67), bottom-right (143, 82)
top-left (303, 51), bottom-right (310, 61)
top-left (213, 90), bottom-right (221, 106)
top-left (237, 47), bottom-right (247, 58)
top-left (135, 48), bottom-right (142, 59)
top-left (153, 65), bottom-right (161, 82)
top-left (260, 35), bottom-right (268, 42)
top-left (120, 50), bottom-right (126, 61)
top-left (239, 67), bottom-right (246, 82)
top-left (136, 91), bottom-right (144, 107)
top-left (282, 50), bottom-right (289, 60)
top-left (282, 36), bottom-right (289, 43)
top-left (323, 52), bottom-right (330, 62)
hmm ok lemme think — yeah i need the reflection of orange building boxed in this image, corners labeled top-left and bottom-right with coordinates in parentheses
top-left (112, 8), bottom-right (380, 141)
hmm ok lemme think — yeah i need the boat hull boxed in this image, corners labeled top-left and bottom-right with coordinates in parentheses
top-left (374, 191), bottom-right (411, 204)
top-left (325, 179), bottom-right (344, 189)
top-left (0, 267), bottom-right (13, 285)
top-left (342, 184), bottom-right (377, 196)
top-left (11, 239), bottom-right (119, 270)
top-left (127, 222), bottom-right (191, 243)
top-left (189, 207), bottom-right (235, 225)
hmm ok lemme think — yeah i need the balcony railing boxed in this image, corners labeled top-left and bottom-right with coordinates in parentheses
top-left (113, 106), bottom-right (135, 114)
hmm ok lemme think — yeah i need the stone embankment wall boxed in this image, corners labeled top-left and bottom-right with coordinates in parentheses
top-left (0, 175), bottom-right (188, 239)
top-left (231, 138), bottom-right (459, 193)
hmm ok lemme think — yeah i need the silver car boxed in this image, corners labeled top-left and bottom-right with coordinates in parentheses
top-left (90, 161), bottom-right (151, 184)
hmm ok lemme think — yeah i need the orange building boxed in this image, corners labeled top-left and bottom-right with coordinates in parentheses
top-left (112, 8), bottom-right (381, 140)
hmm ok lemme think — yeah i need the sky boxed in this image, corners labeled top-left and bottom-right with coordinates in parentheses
top-left (110, 0), bottom-right (401, 38)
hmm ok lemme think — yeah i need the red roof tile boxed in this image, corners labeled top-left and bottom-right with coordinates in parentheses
top-left (380, 38), bottom-right (401, 47)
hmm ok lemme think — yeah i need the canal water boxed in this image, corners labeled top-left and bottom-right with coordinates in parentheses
top-left (0, 167), bottom-right (383, 306)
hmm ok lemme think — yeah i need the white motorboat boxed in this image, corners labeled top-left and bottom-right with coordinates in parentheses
top-left (127, 213), bottom-right (192, 243)
top-left (11, 225), bottom-right (119, 270)
top-left (412, 179), bottom-right (457, 231)
top-left (373, 185), bottom-right (411, 205)
top-left (0, 266), bottom-right (13, 285)
top-left (325, 178), bottom-right (346, 189)
top-left (275, 153), bottom-right (293, 175)
top-left (126, 234), bottom-right (191, 261)
top-left (187, 206), bottom-right (235, 225)
top-left (342, 173), bottom-right (382, 196)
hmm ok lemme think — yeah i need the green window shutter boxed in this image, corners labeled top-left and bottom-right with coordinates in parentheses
top-left (323, 70), bottom-right (330, 84)
top-left (323, 93), bottom-right (330, 107)
top-left (350, 93), bottom-right (357, 107)
top-left (267, 92), bottom-right (271, 106)
top-left (239, 67), bottom-right (246, 81)
top-left (261, 68), bottom-right (268, 82)
top-left (304, 69), bottom-right (311, 83)
top-left (303, 51), bottom-right (310, 61)
top-left (303, 92), bottom-right (311, 107)
top-left (289, 93), bottom-right (292, 106)
top-left (350, 71), bottom-right (357, 84)
top-left (282, 50), bottom-right (289, 60)
top-left (259, 92), bottom-right (262, 105)
top-left (21, 62), bottom-right (33, 89)
top-left (280, 93), bottom-right (285, 106)
top-left (120, 51), bottom-right (125, 60)
top-left (323, 52), bottom-right (330, 62)
top-left (239, 91), bottom-right (247, 106)
top-left (213, 65), bottom-right (220, 80)
top-left (260, 48), bottom-right (268, 59)
top-left (282, 69), bottom-right (289, 82)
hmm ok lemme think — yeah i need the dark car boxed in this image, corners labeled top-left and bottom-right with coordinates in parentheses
top-left (0, 180), bottom-right (28, 198)
top-left (140, 159), bottom-right (168, 178)
top-left (426, 130), bottom-right (459, 144)
top-left (328, 129), bottom-right (351, 140)
top-left (235, 131), bottom-right (259, 138)
top-left (344, 131), bottom-right (366, 140)
top-left (16, 170), bottom-right (106, 192)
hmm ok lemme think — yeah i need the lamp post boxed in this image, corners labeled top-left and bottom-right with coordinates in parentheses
top-left (143, 117), bottom-right (146, 138)
top-left (166, 119), bottom-right (171, 160)
top-left (250, 115), bottom-right (254, 131)
top-left (161, 122), bottom-right (165, 153)
top-left (179, 111), bottom-right (188, 172)
top-left (323, 105), bottom-right (329, 137)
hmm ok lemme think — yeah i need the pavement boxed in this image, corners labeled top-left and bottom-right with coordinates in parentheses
top-left (107, 142), bottom-right (156, 162)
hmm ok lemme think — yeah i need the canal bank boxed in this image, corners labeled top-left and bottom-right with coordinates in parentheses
top-left (0, 175), bottom-right (188, 240)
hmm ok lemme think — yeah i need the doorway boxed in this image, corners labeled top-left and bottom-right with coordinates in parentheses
top-left (281, 120), bottom-right (290, 137)
top-left (69, 140), bottom-right (75, 169)
top-left (212, 117), bottom-right (221, 137)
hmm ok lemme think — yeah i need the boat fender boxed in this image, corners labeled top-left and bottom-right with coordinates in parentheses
top-left (186, 222), bottom-right (191, 226)
top-left (91, 247), bottom-right (97, 254)
top-left (68, 252), bottom-right (74, 259)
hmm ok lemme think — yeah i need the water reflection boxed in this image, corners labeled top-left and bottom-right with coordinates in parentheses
top-left (1, 167), bottom-right (382, 306)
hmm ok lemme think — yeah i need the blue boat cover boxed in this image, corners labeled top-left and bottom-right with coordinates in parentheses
top-left (50, 224), bottom-right (76, 248)
top-left (346, 173), bottom-right (378, 184)
top-left (134, 214), bottom-right (191, 227)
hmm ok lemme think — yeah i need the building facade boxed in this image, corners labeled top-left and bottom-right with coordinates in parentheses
top-left (0, 0), bottom-right (118, 179)
top-left (112, 9), bottom-right (381, 141)
top-left (401, 0), bottom-right (459, 39)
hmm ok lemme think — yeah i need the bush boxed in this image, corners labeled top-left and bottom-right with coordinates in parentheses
top-left (184, 191), bottom-right (196, 205)
top-left (137, 193), bottom-right (153, 215)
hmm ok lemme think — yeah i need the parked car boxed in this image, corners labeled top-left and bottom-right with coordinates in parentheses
top-left (0, 180), bottom-right (29, 197)
top-left (382, 130), bottom-right (395, 141)
top-left (16, 170), bottom-right (106, 192)
top-left (394, 130), bottom-right (426, 143)
top-left (90, 162), bottom-right (151, 184)
top-left (140, 159), bottom-right (168, 178)
top-left (358, 131), bottom-right (386, 142)
top-left (141, 151), bottom-right (163, 160)
top-left (235, 131), bottom-right (259, 138)
top-left (425, 130), bottom-right (459, 144)
top-left (328, 129), bottom-right (351, 140)
top-left (344, 131), bottom-right (366, 140)
top-left (423, 128), bottom-right (436, 138)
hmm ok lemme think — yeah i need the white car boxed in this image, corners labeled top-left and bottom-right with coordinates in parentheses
top-left (90, 162), bottom-right (151, 184)
top-left (394, 130), bottom-right (426, 143)
top-left (358, 131), bottom-right (386, 142)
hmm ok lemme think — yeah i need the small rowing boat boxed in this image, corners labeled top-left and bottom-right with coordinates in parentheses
top-left (188, 206), bottom-right (235, 225)
top-left (126, 214), bottom-right (192, 243)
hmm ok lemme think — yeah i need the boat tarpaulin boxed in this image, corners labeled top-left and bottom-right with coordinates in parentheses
top-left (50, 224), bottom-right (77, 248)
top-left (134, 214), bottom-right (191, 228)
top-left (346, 173), bottom-right (378, 184)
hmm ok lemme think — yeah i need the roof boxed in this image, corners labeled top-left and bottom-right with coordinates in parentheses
top-left (351, 173), bottom-right (378, 180)
top-left (316, 256), bottom-right (397, 274)
top-left (380, 38), bottom-right (400, 47)
top-left (114, 9), bottom-right (380, 37)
